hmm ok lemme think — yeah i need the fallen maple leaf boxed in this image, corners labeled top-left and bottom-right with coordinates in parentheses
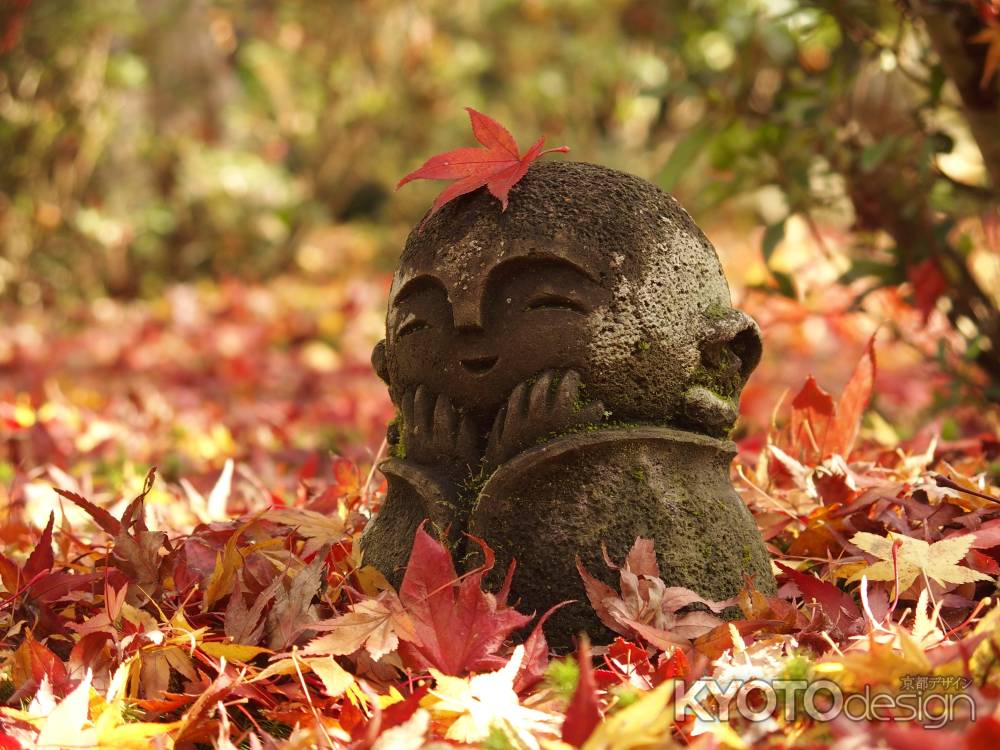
top-left (424, 645), bottom-right (560, 750)
top-left (579, 681), bottom-right (674, 750)
top-left (513, 601), bottom-right (572, 694)
top-left (265, 546), bottom-right (328, 649)
top-left (397, 107), bottom-right (569, 219)
top-left (11, 632), bottom-right (70, 696)
top-left (576, 538), bottom-right (733, 649)
top-left (561, 637), bottom-right (600, 748)
top-left (781, 335), bottom-right (877, 464)
top-left (22, 512), bottom-right (54, 582)
top-left (775, 561), bottom-right (861, 633)
top-left (396, 523), bottom-right (533, 675)
top-left (850, 531), bottom-right (993, 592)
top-left (826, 334), bottom-right (877, 458)
top-left (302, 593), bottom-right (400, 661)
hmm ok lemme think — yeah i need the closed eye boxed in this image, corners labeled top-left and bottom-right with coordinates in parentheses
top-left (397, 319), bottom-right (431, 338)
top-left (525, 294), bottom-right (588, 314)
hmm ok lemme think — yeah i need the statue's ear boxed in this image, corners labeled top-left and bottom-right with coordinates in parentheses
top-left (371, 339), bottom-right (389, 384)
top-left (700, 309), bottom-right (762, 385)
top-left (683, 309), bottom-right (762, 436)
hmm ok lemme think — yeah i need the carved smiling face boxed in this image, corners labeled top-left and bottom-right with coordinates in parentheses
top-left (375, 161), bottom-right (761, 437)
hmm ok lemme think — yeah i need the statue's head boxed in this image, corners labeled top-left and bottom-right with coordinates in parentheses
top-left (372, 161), bottom-right (761, 437)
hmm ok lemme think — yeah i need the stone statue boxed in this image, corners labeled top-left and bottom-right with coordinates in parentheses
top-left (361, 161), bottom-right (775, 646)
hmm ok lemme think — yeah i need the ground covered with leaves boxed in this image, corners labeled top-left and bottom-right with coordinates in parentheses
top-left (2, 274), bottom-right (1000, 750)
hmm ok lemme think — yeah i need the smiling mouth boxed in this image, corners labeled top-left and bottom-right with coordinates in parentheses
top-left (460, 355), bottom-right (499, 374)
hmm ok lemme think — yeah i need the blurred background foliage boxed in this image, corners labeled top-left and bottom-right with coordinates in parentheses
top-left (1, 0), bottom-right (999, 397)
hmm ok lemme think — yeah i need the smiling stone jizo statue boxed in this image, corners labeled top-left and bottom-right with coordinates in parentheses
top-left (361, 160), bottom-right (775, 645)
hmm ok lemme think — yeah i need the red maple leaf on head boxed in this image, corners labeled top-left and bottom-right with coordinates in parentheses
top-left (397, 107), bottom-right (569, 219)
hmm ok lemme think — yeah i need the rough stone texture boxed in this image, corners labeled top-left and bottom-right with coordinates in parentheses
top-left (467, 427), bottom-right (774, 645)
top-left (360, 160), bottom-right (775, 648)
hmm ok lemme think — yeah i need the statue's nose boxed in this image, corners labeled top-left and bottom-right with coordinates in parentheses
top-left (450, 296), bottom-right (484, 332)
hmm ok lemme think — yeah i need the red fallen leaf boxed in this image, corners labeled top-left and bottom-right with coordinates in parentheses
top-left (789, 376), bottom-right (835, 459)
top-left (966, 548), bottom-right (1000, 576)
top-left (965, 716), bottom-right (1000, 750)
top-left (826, 333), bottom-right (877, 458)
top-left (171, 670), bottom-right (237, 744)
top-left (692, 618), bottom-right (791, 660)
top-left (0, 553), bottom-right (19, 593)
top-left (396, 523), bottom-right (533, 675)
top-left (54, 488), bottom-right (121, 536)
top-left (0, 733), bottom-right (21, 750)
top-left (775, 561), bottom-right (860, 632)
top-left (561, 636), bottom-right (601, 748)
top-left (656, 647), bottom-right (689, 682)
top-left (606, 637), bottom-right (654, 678)
top-left (298, 451), bottom-right (320, 482)
top-left (514, 601), bottom-right (573, 693)
top-left (791, 376), bottom-right (835, 414)
top-left (134, 692), bottom-right (195, 713)
top-left (378, 685), bottom-right (429, 732)
top-left (22, 512), bottom-right (54, 580)
top-left (577, 539), bottom-right (733, 648)
top-left (908, 258), bottom-right (948, 322)
top-left (971, 518), bottom-right (1000, 548)
top-left (29, 571), bottom-right (101, 603)
top-left (575, 557), bottom-right (620, 634)
top-left (13, 631), bottom-right (70, 695)
top-left (397, 107), bottom-right (569, 219)
top-left (349, 685), bottom-right (430, 749)
top-left (623, 537), bottom-right (659, 577)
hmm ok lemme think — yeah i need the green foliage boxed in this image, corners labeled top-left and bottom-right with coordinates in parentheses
top-left (2, 0), bottom-right (999, 393)
top-left (544, 655), bottom-right (580, 700)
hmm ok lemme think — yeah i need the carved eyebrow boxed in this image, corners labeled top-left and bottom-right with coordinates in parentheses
top-left (486, 254), bottom-right (599, 287)
top-left (392, 275), bottom-right (448, 307)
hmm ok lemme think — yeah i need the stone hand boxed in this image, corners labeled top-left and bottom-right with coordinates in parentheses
top-left (399, 385), bottom-right (480, 474)
top-left (485, 369), bottom-right (605, 470)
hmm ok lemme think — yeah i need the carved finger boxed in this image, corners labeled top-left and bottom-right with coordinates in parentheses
top-left (412, 384), bottom-right (434, 437)
top-left (528, 370), bottom-right (557, 417)
top-left (432, 393), bottom-right (458, 453)
top-left (555, 370), bottom-right (605, 427)
top-left (485, 404), bottom-right (507, 467)
top-left (503, 381), bottom-right (530, 439)
top-left (554, 369), bottom-right (583, 408)
top-left (400, 388), bottom-right (416, 441)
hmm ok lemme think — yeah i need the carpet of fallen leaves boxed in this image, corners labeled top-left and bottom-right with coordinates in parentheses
top-left (2, 270), bottom-right (1000, 750)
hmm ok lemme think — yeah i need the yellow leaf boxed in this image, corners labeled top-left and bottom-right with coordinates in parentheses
top-left (200, 641), bottom-right (273, 662)
top-left (356, 564), bottom-right (392, 596)
top-left (202, 512), bottom-right (269, 611)
top-left (36, 670), bottom-right (98, 749)
top-left (849, 531), bottom-right (992, 592)
top-left (302, 597), bottom-right (399, 660)
top-left (99, 721), bottom-right (180, 748)
top-left (250, 653), bottom-right (354, 695)
top-left (262, 507), bottom-right (348, 546)
top-left (581, 682), bottom-right (674, 750)
top-left (251, 657), bottom-right (300, 682)
top-left (969, 599), bottom-right (1000, 681)
top-left (306, 656), bottom-right (355, 697)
